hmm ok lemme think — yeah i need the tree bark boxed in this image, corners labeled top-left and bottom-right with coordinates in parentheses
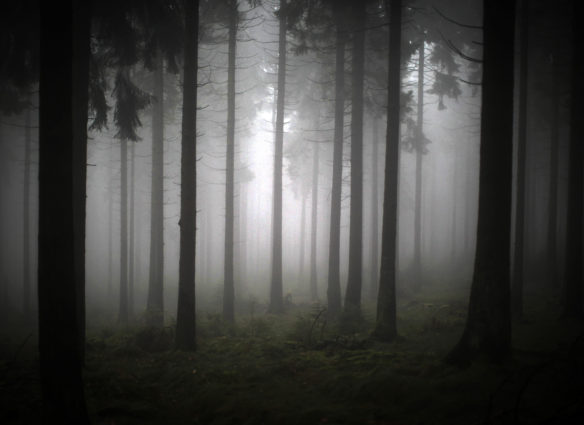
top-left (38, 1), bottom-right (90, 421)
top-left (344, 1), bottom-right (366, 311)
top-left (147, 47), bottom-right (165, 326)
top-left (512, 0), bottom-right (529, 319)
top-left (310, 141), bottom-right (319, 301)
top-left (563, 0), bottom-right (583, 318)
top-left (223, 0), bottom-right (237, 323)
top-left (446, 0), bottom-right (515, 365)
top-left (269, 0), bottom-right (287, 314)
top-left (129, 138), bottom-right (135, 319)
top-left (327, 2), bottom-right (347, 316)
top-left (107, 139), bottom-right (114, 303)
top-left (73, 0), bottom-right (91, 361)
top-left (369, 119), bottom-right (379, 301)
top-left (176, 0), bottom-right (199, 351)
top-left (373, 0), bottom-right (401, 341)
top-left (23, 99), bottom-right (31, 317)
top-left (413, 42), bottom-right (424, 289)
top-left (547, 40), bottom-right (561, 289)
top-left (300, 185), bottom-right (307, 285)
top-left (119, 133), bottom-right (128, 324)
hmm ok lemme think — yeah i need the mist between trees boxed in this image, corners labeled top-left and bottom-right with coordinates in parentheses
top-left (0, 0), bottom-right (583, 423)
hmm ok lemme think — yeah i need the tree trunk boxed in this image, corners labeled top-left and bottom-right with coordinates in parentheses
top-left (563, 0), bottom-right (583, 318)
top-left (547, 41), bottom-right (561, 289)
top-left (223, 0), bottom-right (237, 323)
top-left (38, 0), bottom-right (90, 421)
top-left (373, 0), bottom-right (401, 342)
top-left (119, 135), bottom-right (128, 324)
top-left (175, 0), bottom-right (199, 351)
top-left (147, 48), bottom-right (165, 326)
top-left (310, 142), bottom-right (319, 301)
top-left (344, 1), bottom-right (366, 311)
top-left (327, 2), bottom-right (347, 316)
top-left (23, 100), bottom-right (32, 317)
top-left (369, 119), bottom-right (379, 301)
top-left (269, 0), bottom-right (287, 314)
top-left (512, 0), bottom-right (529, 319)
top-left (300, 186), bottom-right (307, 285)
top-left (446, 0), bottom-right (515, 365)
top-left (129, 139), bottom-right (135, 319)
top-left (239, 181), bottom-right (248, 292)
top-left (413, 42), bottom-right (424, 289)
top-left (72, 0), bottom-right (91, 362)
top-left (107, 139), bottom-right (114, 303)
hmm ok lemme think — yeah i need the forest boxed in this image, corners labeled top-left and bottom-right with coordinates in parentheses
top-left (0, 0), bottom-right (583, 424)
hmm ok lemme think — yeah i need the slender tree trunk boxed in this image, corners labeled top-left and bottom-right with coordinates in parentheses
top-left (310, 142), bottom-right (320, 301)
top-left (327, 3), bottom-right (347, 315)
top-left (512, 0), bottom-right (529, 319)
top-left (240, 182), bottom-right (248, 292)
top-left (300, 186), bottom-right (307, 285)
top-left (38, 0), bottom-right (89, 421)
top-left (344, 1), bottom-right (366, 311)
top-left (107, 140), bottom-right (114, 303)
top-left (547, 42), bottom-right (561, 289)
top-left (563, 0), bottom-right (583, 318)
top-left (119, 135), bottom-right (128, 324)
top-left (23, 101), bottom-right (32, 317)
top-left (369, 119), bottom-right (379, 301)
top-left (373, 0), bottom-right (401, 341)
top-left (413, 42), bottom-right (424, 289)
top-left (447, 0), bottom-right (515, 365)
top-left (223, 0), bottom-right (237, 323)
top-left (73, 1), bottom-right (91, 361)
top-left (147, 48), bottom-right (165, 326)
top-left (129, 139), bottom-right (135, 319)
top-left (269, 0), bottom-right (287, 314)
top-left (176, 0), bottom-right (199, 351)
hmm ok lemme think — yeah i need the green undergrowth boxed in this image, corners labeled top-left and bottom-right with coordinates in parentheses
top-left (2, 287), bottom-right (583, 424)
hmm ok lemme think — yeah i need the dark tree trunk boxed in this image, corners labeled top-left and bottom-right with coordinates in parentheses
top-left (369, 119), bottom-right (379, 301)
top-left (239, 182), bottom-right (248, 292)
top-left (413, 42), bottom-right (424, 289)
top-left (373, 0), bottom-right (401, 342)
top-left (269, 0), bottom-right (287, 314)
top-left (563, 0), bottom-right (583, 318)
top-left (38, 1), bottom-right (90, 422)
top-left (300, 186), bottom-right (307, 284)
top-left (175, 0), bottom-right (199, 351)
top-left (107, 140), bottom-right (114, 302)
top-left (129, 139), bottom-right (135, 319)
top-left (446, 0), bottom-right (515, 365)
top-left (73, 0), bottom-right (91, 361)
top-left (119, 134), bottom-right (128, 324)
top-left (327, 2), bottom-right (347, 316)
top-left (310, 142), bottom-right (319, 301)
top-left (512, 0), bottom-right (529, 319)
top-left (147, 48), bottom-right (165, 326)
top-left (223, 0), bottom-right (237, 323)
top-left (547, 41), bottom-right (561, 289)
top-left (23, 101), bottom-right (32, 317)
top-left (344, 1), bottom-right (366, 311)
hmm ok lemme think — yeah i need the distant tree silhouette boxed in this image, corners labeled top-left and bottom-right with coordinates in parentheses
top-left (269, 0), bottom-right (288, 314)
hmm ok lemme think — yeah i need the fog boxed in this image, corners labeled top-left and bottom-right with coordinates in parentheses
top-left (1, 1), bottom-right (487, 323)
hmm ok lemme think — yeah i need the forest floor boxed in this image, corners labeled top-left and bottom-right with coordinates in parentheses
top-left (1, 285), bottom-right (583, 425)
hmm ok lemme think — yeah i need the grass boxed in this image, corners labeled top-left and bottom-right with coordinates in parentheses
top-left (1, 286), bottom-right (583, 425)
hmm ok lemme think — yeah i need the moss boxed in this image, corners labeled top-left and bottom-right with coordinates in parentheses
top-left (3, 287), bottom-right (583, 424)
